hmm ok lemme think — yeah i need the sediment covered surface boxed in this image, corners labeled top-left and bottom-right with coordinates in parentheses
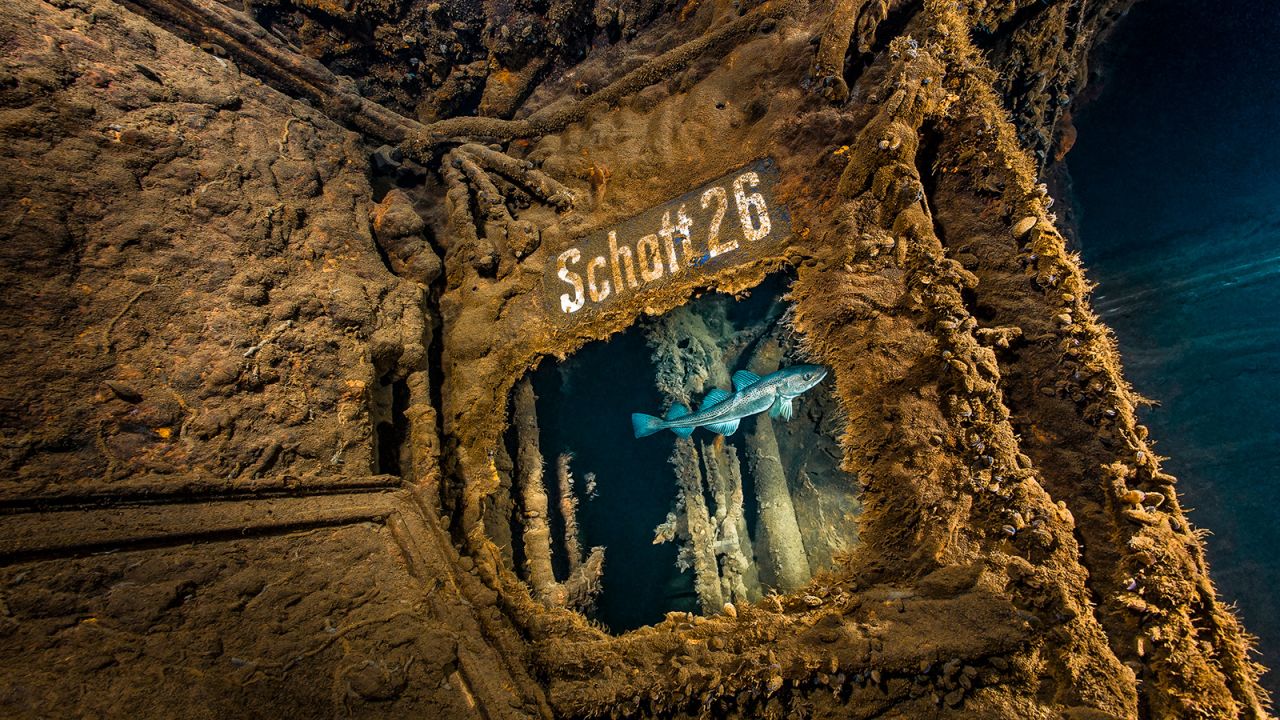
top-left (0, 0), bottom-right (1270, 717)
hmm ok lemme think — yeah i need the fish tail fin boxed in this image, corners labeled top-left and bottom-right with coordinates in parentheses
top-left (632, 413), bottom-right (664, 438)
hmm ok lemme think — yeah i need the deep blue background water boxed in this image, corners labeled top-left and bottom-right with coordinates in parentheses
top-left (1068, 0), bottom-right (1280, 696)
top-left (532, 328), bottom-right (691, 633)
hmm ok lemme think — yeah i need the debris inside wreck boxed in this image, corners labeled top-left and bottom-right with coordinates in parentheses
top-left (508, 274), bottom-right (859, 632)
top-left (0, 0), bottom-right (1272, 718)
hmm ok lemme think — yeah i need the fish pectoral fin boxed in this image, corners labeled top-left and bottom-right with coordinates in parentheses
top-left (705, 419), bottom-right (740, 436)
top-left (769, 396), bottom-right (793, 421)
top-left (666, 404), bottom-right (694, 437)
top-left (700, 388), bottom-right (731, 411)
top-left (732, 371), bottom-right (761, 391)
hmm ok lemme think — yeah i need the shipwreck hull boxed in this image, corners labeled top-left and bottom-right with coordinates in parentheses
top-left (0, 0), bottom-right (1269, 717)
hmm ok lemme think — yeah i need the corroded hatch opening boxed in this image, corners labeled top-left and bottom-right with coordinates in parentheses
top-left (492, 272), bottom-right (861, 633)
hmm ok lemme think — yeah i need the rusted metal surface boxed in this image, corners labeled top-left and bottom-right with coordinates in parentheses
top-left (0, 491), bottom-right (401, 561)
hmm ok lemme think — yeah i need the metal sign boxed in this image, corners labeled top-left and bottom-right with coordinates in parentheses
top-left (545, 158), bottom-right (791, 320)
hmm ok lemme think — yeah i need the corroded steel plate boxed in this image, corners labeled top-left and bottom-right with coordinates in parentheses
top-left (544, 158), bottom-right (791, 320)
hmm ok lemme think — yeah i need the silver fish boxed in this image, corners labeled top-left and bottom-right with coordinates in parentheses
top-left (632, 364), bottom-right (828, 438)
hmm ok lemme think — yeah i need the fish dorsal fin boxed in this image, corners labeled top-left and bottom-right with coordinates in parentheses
top-left (706, 419), bottom-right (740, 436)
top-left (769, 396), bottom-right (794, 421)
top-left (665, 403), bottom-right (690, 421)
top-left (700, 388), bottom-right (731, 411)
top-left (732, 371), bottom-right (761, 391)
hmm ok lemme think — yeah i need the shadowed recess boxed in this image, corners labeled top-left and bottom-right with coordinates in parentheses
top-left (502, 273), bottom-right (860, 633)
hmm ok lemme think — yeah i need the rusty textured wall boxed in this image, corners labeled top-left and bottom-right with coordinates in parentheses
top-left (0, 0), bottom-right (1270, 718)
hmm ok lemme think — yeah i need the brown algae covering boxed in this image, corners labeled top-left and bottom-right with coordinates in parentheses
top-left (0, 0), bottom-right (1272, 718)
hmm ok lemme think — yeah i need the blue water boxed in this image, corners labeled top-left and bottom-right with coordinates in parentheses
top-left (1068, 0), bottom-right (1280, 695)
top-left (531, 329), bottom-right (691, 632)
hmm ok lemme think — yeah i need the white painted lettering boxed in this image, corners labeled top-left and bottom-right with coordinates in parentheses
top-left (636, 234), bottom-right (664, 282)
top-left (557, 249), bottom-right (585, 313)
top-left (543, 161), bottom-right (786, 320)
top-left (660, 207), bottom-right (696, 271)
top-left (659, 211), bottom-right (679, 271)
top-left (675, 205), bottom-right (695, 267)
top-left (587, 255), bottom-right (611, 302)
top-left (702, 186), bottom-right (735, 258)
top-left (733, 171), bottom-right (772, 242)
top-left (608, 230), bottom-right (640, 292)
